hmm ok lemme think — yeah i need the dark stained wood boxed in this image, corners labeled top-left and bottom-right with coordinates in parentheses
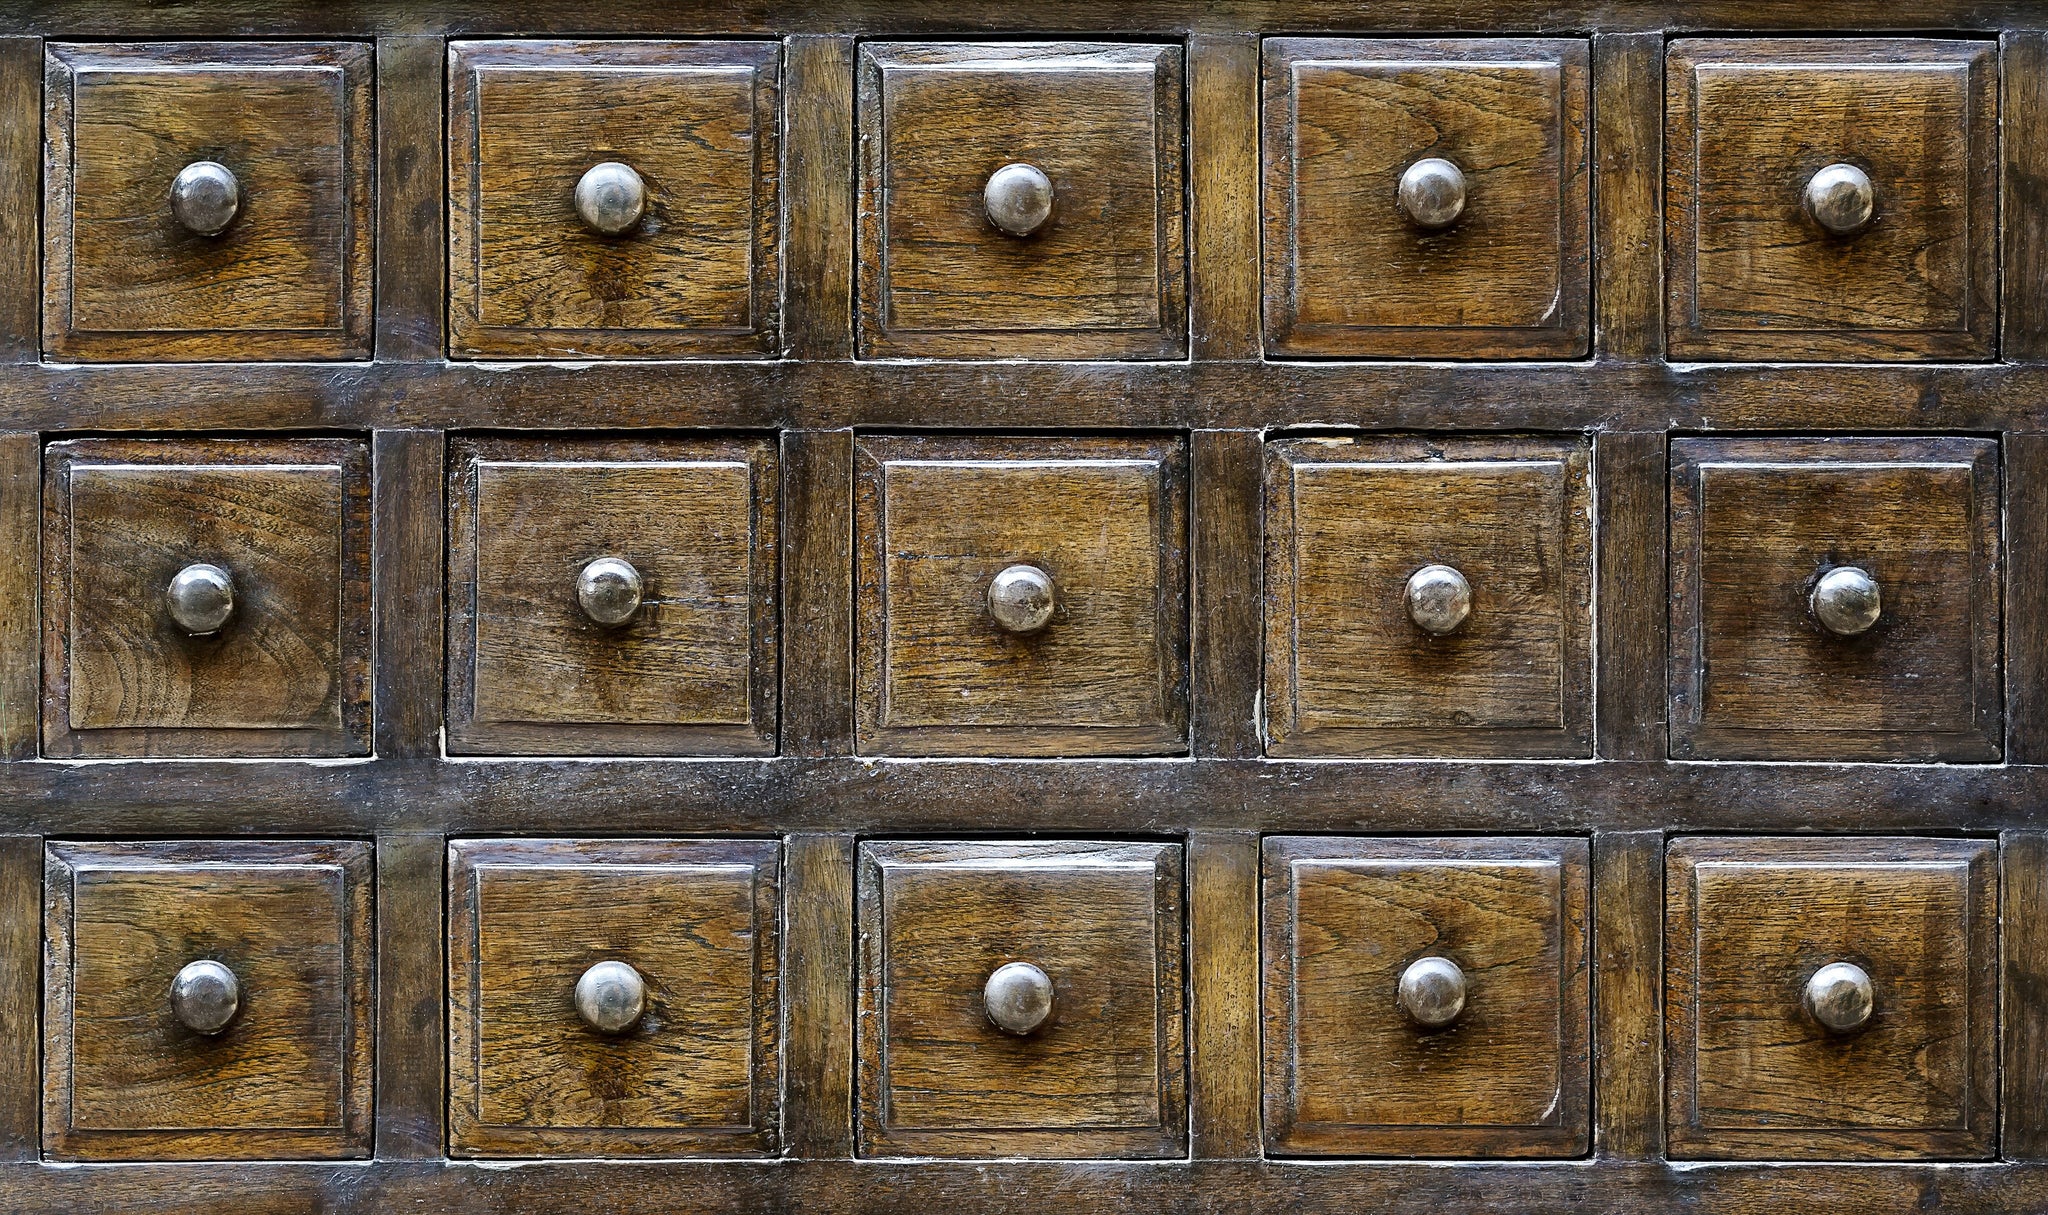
top-left (2005, 33), bottom-right (2048, 360)
top-left (783, 833), bottom-right (856, 1157)
top-left (1263, 38), bottom-right (1590, 358)
top-left (781, 430), bottom-right (854, 757)
top-left (374, 833), bottom-right (444, 1159)
top-left (43, 839), bottom-right (374, 1161)
top-left (857, 840), bottom-right (1186, 1159)
top-left (448, 40), bottom-right (780, 359)
top-left (43, 42), bottom-right (374, 361)
top-left (374, 36), bottom-right (446, 362)
top-left (1188, 831), bottom-right (1259, 1159)
top-left (1666, 836), bottom-right (1999, 1161)
top-left (1592, 830), bottom-right (1662, 1161)
top-left (0, 38), bottom-right (39, 363)
top-left (1591, 33), bottom-right (1663, 361)
top-left (856, 42), bottom-right (1187, 359)
top-left (42, 437), bottom-right (373, 759)
top-left (2010, 434), bottom-right (2048, 762)
top-left (446, 434), bottom-right (778, 756)
top-left (0, 433), bottom-right (34, 761)
top-left (0, 835), bottom-right (37, 1162)
top-left (372, 430), bottom-right (444, 759)
top-left (1595, 431), bottom-right (1667, 760)
top-left (1189, 34), bottom-right (1260, 361)
top-left (1190, 430), bottom-right (1261, 759)
top-left (1665, 38), bottom-right (1999, 361)
top-left (1670, 436), bottom-right (2003, 762)
top-left (2006, 832), bottom-right (2048, 1159)
top-left (784, 36), bottom-right (857, 360)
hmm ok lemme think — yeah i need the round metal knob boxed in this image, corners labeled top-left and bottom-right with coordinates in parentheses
top-left (1810, 566), bottom-right (1881, 637)
top-left (987, 564), bottom-right (1056, 634)
top-left (1397, 157), bottom-right (1468, 230)
top-left (574, 960), bottom-right (648, 1035)
top-left (983, 961), bottom-right (1055, 1036)
top-left (169, 161), bottom-right (240, 236)
top-left (983, 162), bottom-right (1055, 237)
top-left (576, 557), bottom-right (644, 627)
top-left (1397, 955), bottom-right (1468, 1029)
top-left (1804, 163), bottom-right (1876, 237)
top-left (574, 161), bottom-right (648, 236)
top-left (1805, 961), bottom-right (1875, 1034)
top-left (166, 563), bottom-right (234, 635)
top-left (170, 959), bottom-right (240, 1035)
top-left (1405, 564), bottom-right (1473, 636)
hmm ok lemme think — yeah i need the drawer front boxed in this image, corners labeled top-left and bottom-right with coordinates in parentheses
top-left (1262, 837), bottom-right (1590, 1157)
top-left (857, 42), bottom-right (1186, 359)
top-left (855, 435), bottom-right (1188, 756)
top-left (1264, 436), bottom-right (1592, 757)
top-left (1262, 38), bottom-right (1590, 358)
top-left (447, 435), bottom-right (778, 756)
top-left (1666, 38), bottom-right (1997, 361)
top-left (43, 840), bottom-right (373, 1161)
top-left (447, 839), bottom-right (781, 1158)
top-left (1669, 436), bottom-right (2001, 761)
top-left (857, 840), bottom-right (1186, 1159)
top-left (42, 437), bottom-right (372, 758)
top-left (1666, 837), bottom-right (1998, 1160)
top-left (449, 40), bottom-right (781, 359)
top-left (44, 42), bottom-right (373, 361)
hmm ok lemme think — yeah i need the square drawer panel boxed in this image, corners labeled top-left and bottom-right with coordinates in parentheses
top-left (447, 839), bottom-right (781, 1158)
top-left (1666, 837), bottom-right (1998, 1161)
top-left (44, 42), bottom-right (373, 361)
top-left (857, 840), bottom-right (1186, 1159)
top-left (43, 840), bottom-right (373, 1161)
top-left (1666, 38), bottom-right (1997, 361)
top-left (855, 435), bottom-right (1188, 756)
top-left (857, 42), bottom-right (1187, 359)
top-left (449, 40), bottom-right (781, 359)
top-left (1262, 38), bottom-right (1590, 359)
top-left (1669, 437), bottom-right (2001, 761)
top-left (1262, 837), bottom-right (1590, 1157)
top-left (42, 437), bottom-right (372, 758)
top-left (1264, 436), bottom-right (1592, 757)
top-left (447, 435), bottom-right (778, 756)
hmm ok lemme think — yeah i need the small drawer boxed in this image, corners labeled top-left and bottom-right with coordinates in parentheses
top-left (1665, 38), bottom-right (1997, 361)
top-left (1670, 437), bottom-right (2000, 761)
top-left (42, 437), bottom-right (372, 758)
top-left (447, 839), bottom-right (781, 1158)
top-left (857, 42), bottom-right (1186, 359)
top-left (1262, 38), bottom-right (1590, 359)
top-left (1261, 837), bottom-right (1590, 1158)
top-left (1264, 437), bottom-right (1592, 757)
top-left (447, 436), bottom-right (778, 756)
top-left (43, 840), bottom-right (373, 1161)
top-left (449, 40), bottom-right (781, 359)
top-left (855, 435), bottom-right (1188, 756)
top-left (857, 840), bottom-right (1185, 1158)
top-left (44, 42), bottom-right (373, 361)
top-left (1666, 837), bottom-right (1997, 1160)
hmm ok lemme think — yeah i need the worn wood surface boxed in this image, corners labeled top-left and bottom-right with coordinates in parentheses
top-left (0, 836), bottom-right (36, 1162)
top-left (374, 36), bottom-right (446, 362)
top-left (374, 833), bottom-right (445, 1160)
top-left (2003, 831), bottom-right (2048, 1159)
top-left (0, 434), bottom-right (34, 761)
top-left (0, 39), bottom-right (39, 363)
top-left (1188, 831), bottom-right (1259, 1158)
top-left (1592, 831), bottom-right (1662, 1161)
top-left (1592, 33), bottom-right (1663, 361)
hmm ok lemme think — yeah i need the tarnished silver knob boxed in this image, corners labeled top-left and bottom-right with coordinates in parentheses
top-left (987, 563), bottom-right (1056, 634)
top-left (574, 161), bottom-right (648, 236)
top-left (170, 959), bottom-right (240, 1035)
top-left (576, 557), bottom-right (644, 627)
top-left (1805, 961), bottom-right (1875, 1034)
top-left (1397, 955), bottom-right (1468, 1028)
top-left (983, 162), bottom-right (1055, 237)
top-left (1810, 566), bottom-right (1881, 637)
top-left (1397, 157), bottom-right (1468, 230)
top-left (1405, 564), bottom-right (1472, 636)
top-left (166, 563), bottom-right (234, 635)
top-left (169, 161), bottom-right (240, 236)
top-left (983, 961), bottom-right (1055, 1036)
top-left (574, 960), bottom-right (648, 1035)
top-left (1804, 163), bottom-right (1875, 237)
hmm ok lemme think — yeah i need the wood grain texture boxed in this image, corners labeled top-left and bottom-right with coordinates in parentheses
top-left (447, 434), bottom-right (778, 756)
top-left (854, 434), bottom-right (1189, 757)
top-left (1666, 37), bottom-right (1999, 361)
top-left (1670, 436), bottom-right (2002, 761)
top-left (1190, 430), bottom-right (1261, 759)
top-left (1264, 435), bottom-right (1593, 757)
top-left (2005, 33), bottom-right (2048, 360)
top-left (1591, 32), bottom-right (1662, 361)
top-left (1666, 836), bottom-right (1998, 1161)
top-left (781, 429), bottom-right (854, 757)
top-left (0, 38), bottom-right (38, 363)
top-left (2005, 831), bottom-right (2048, 1160)
top-left (374, 36), bottom-right (445, 362)
top-left (1592, 829), bottom-right (1662, 1161)
top-left (2009, 434), bottom-right (2048, 762)
top-left (1594, 431), bottom-right (1666, 760)
top-left (448, 40), bottom-right (780, 358)
top-left (43, 42), bottom-right (374, 361)
top-left (0, 835), bottom-right (37, 1162)
top-left (1188, 831), bottom-right (1258, 1159)
top-left (43, 839), bottom-right (373, 1161)
top-left (42, 437), bottom-right (373, 758)
top-left (0, 433), bottom-right (34, 760)
top-left (374, 833), bottom-right (444, 1159)
top-left (1189, 34), bottom-right (1259, 360)
top-left (857, 840), bottom-right (1186, 1159)
top-left (1262, 836), bottom-right (1590, 1157)
top-left (857, 42), bottom-right (1187, 359)
top-left (783, 833), bottom-right (856, 1158)
top-left (784, 37), bottom-right (856, 359)
top-left (372, 430), bottom-right (444, 759)
top-left (448, 838), bottom-right (781, 1157)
